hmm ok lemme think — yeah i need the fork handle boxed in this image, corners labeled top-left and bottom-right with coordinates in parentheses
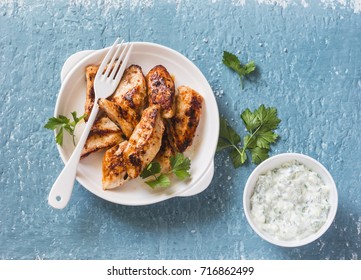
top-left (48, 101), bottom-right (99, 209)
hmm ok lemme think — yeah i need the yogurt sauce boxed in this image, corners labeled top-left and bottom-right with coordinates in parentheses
top-left (250, 160), bottom-right (330, 241)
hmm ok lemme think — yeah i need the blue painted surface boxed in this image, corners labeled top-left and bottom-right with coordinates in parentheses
top-left (0, 0), bottom-right (360, 260)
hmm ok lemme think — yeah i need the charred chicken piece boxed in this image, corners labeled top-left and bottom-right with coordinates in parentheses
top-left (123, 105), bottom-right (165, 179)
top-left (110, 64), bottom-right (147, 126)
top-left (146, 65), bottom-right (175, 118)
top-left (169, 85), bottom-right (203, 153)
top-left (98, 98), bottom-right (134, 139)
top-left (102, 141), bottom-right (129, 190)
top-left (84, 65), bottom-right (98, 121)
top-left (81, 116), bottom-right (124, 159)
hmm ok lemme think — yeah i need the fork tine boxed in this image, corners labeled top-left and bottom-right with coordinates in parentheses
top-left (111, 43), bottom-right (134, 81)
top-left (96, 38), bottom-right (120, 79)
top-left (110, 43), bottom-right (128, 80)
top-left (103, 41), bottom-right (124, 78)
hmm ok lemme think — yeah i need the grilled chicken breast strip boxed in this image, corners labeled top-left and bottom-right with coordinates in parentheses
top-left (110, 64), bottom-right (147, 128)
top-left (169, 85), bottom-right (203, 153)
top-left (98, 98), bottom-right (134, 139)
top-left (81, 116), bottom-right (124, 159)
top-left (123, 105), bottom-right (165, 179)
top-left (146, 65), bottom-right (175, 118)
top-left (102, 141), bottom-right (129, 190)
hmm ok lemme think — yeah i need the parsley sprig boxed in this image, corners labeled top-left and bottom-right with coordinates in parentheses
top-left (217, 105), bottom-right (281, 168)
top-left (44, 112), bottom-right (86, 146)
top-left (222, 51), bottom-right (256, 89)
top-left (140, 153), bottom-right (191, 188)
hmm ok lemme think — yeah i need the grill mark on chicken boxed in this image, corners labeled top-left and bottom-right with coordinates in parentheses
top-left (81, 116), bottom-right (124, 159)
top-left (123, 88), bottom-right (137, 109)
top-left (88, 127), bottom-right (118, 137)
top-left (81, 146), bottom-right (103, 159)
top-left (129, 153), bottom-right (142, 167)
top-left (185, 96), bottom-right (202, 132)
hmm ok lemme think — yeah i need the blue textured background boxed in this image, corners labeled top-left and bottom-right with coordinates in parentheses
top-left (1, 0), bottom-right (360, 260)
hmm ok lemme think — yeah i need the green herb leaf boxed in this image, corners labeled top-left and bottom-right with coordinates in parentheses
top-left (218, 117), bottom-right (244, 168)
top-left (242, 105), bottom-right (280, 146)
top-left (55, 128), bottom-right (64, 146)
top-left (251, 105), bottom-right (281, 132)
top-left (173, 169), bottom-right (191, 180)
top-left (222, 51), bottom-right (242, 73)
top-left (140, 162), bottom-right (161, 179)
top-left (71, 111), bottom-right (86, 126)
top-left (241, 105), bottom-right (281, 164)
top-left (255, 130), bottom-right (279, 149)
top-left (241, 108), bottom-right (260, 132)
top-left (217, 117), bottom-right (241, 152)
top-left (222, 51), bottom-right (256, 89)
top-left (170, 153), bottom-right (191, 179)
top-left (217, 105), bottom-right (281, 168)
top-left (244, 61), bottom-right (256, 75)
top-left (44, 115), bottom-right (69, 130)
top-left (216, 137), bottom-right (234, 152)
top-left (44, 112), bottom-right (86, 146)
top-left (250, 147), bottom-right (269, 165)
top-left (141, 153), bottom-right (191, 188)
top-left (145, 174), bottom-right (171, 188)
top-left (230, 148), bottom-right (245, 168)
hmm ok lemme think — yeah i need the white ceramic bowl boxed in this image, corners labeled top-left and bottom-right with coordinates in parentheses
top-left (54, 42), bottom-right (219, 206)
top-left (243, 153), bottom-right (338, 247)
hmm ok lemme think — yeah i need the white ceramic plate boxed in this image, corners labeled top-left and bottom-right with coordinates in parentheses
top-left (54, 42), bottom-right (219, 206)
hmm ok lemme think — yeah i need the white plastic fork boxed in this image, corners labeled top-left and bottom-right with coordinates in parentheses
top-left (48, 38), bottom-right (133, 209)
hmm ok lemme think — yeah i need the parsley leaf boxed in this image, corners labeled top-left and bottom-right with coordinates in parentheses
top-left (140, 153), bottom-right (191, 188)
top-left (44, 112), bottom-right (86, 146)
top-left (249, 147), bottom-right (269, 165)
top-left (170, 153), bottom-right (191, 179)
top-left (145, 174), bottom-right (171, 189)
top-left (217, 117), bottom-right (241, 151)
top-left (230, 148), bottom-right (246, 168)
top-left (222, 51), bottom-right (256, 89)
top-left (140, 162), bottom-right (161, 179)
top-left (217, 105), bottom-right (281, 168)
top-left (217, 117), bottom-right (245, 167)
